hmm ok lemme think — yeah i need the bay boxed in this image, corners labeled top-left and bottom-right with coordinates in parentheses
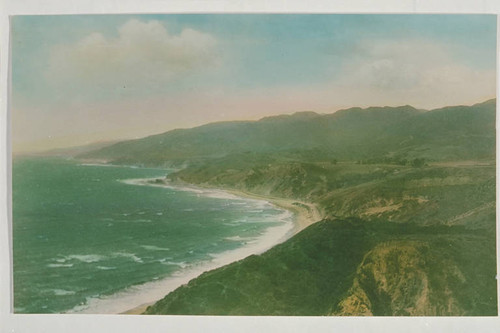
top-left (12, 157), bottom-right (291, 313)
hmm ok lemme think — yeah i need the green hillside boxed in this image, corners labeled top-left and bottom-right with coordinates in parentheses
top-left (145, 219), bottom-right (496, 316)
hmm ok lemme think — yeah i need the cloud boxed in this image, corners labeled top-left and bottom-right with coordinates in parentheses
top-left (45, 19), bottom-right (219, 99)
top-left (16, 28), bottom-right (496, 153)
top-left (330, 38), bottom-right (495, 108)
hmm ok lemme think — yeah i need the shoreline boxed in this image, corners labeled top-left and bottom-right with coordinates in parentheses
top-left (119, 179), bottom-right (324, 315)
top-left (220, 187), bottom-right (323, 235)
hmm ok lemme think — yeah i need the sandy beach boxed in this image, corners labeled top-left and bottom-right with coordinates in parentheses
top-left (222, 188), bottom-right (323, 234)
top-left (119, 180), bottom-right (324, 315)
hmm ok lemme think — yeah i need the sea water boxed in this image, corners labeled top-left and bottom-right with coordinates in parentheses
top-left (12, 157), bottom-right (292, 313)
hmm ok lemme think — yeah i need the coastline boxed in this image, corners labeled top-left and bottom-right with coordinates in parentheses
top-left (119, 179), bottom-right (324, 315)
top-left (221, 187), bottom-right (323, 234)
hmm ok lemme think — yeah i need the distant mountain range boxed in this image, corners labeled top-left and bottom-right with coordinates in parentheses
top-left (17, 140), bottom-right (120, 158)
top-left (80, 99), bottom-right (496, 166)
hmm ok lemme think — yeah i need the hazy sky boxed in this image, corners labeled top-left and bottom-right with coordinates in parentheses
top-left (11, 14), bottom-right (497, 152)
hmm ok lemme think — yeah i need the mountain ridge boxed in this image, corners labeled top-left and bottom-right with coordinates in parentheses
top-left (79, 99), bottom-right (496, 166)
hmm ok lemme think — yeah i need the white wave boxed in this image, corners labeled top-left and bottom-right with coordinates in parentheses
top-left (53, 289), bottom-right (76, 296)
top-left (79, 163), bottom-right (114, 167)
top-left (224, 235), bottom-right (253, 242)
top-left (121, 178), bottom-right (177, 190)
top-left (67, 295), bottom-right (99, 313)
top-left (121, 178), bottom-right (286, 224)
top-left (164, 261), bottom-right (189, 269)
top-left (120, 179), bottom-right (150, 186)
top-left (97, 266), bottom-right (116, 270)
top-left (202, 191), bottom-right (241, 200)
top-left (114, 252), bottom-right (143, 263)
top-left (230, 201), bottom-right (248, 205)
top-left (247, 209), bottom-right (293, 224)
top-left (65, 254), bottom-right (106, 263)
top-left (178, 187), bottom-right (204, 194)
top-left (140, 245), bottom-right (170, 251)
top-left (80, 163), bottom-right (157, 170)
top-left (47, 263), bottom-right (74, 268)
top-left (121, 178), bottom-right (255, 205)
top-left (157, 257), bottom-right (173, 263)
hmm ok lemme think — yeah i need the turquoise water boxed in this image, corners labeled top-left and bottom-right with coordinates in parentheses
top-left (12, 157), bottom-right (289, 313)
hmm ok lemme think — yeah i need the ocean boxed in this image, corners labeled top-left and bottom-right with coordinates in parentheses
top-left (12, 157), bottom-right (293, 314)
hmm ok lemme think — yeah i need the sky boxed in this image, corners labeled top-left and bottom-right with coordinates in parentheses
top-left (11, 14), bottom-right (497, 153)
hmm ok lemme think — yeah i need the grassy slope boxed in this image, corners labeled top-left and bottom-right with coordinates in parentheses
top-left (145, 220), bottom-right (496, 316)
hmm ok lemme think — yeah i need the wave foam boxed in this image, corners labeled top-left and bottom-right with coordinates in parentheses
top-left (53, 289), bottom-right (76, 296)
top-left (114, 252), bottom-right (143, 263)
top-left (164, 261), bottom-right (189, 269)
top-left (66, 254), bottom-right (106, 263)
top-left (140, 245), bottom-right (170, 252)
top-left (47, 263), bottom-right (74, 268)
top-left (224, 235), bottom-right (253, 242)
top-left (97, 266), bottom-right (116, 270)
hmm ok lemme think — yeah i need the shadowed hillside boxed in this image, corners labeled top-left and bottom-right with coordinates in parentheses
top-left (145, 220), bottom-right (496, 316)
